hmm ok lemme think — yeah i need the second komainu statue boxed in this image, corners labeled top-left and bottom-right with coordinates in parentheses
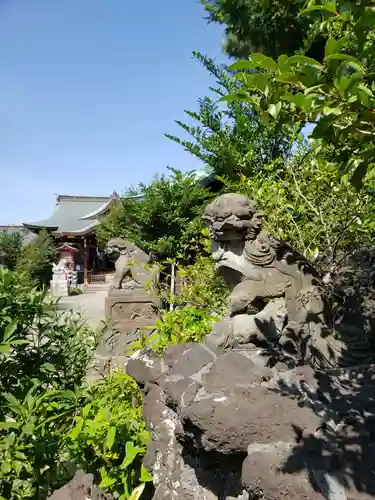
top-left (203, 193), bottom-right (371, 368)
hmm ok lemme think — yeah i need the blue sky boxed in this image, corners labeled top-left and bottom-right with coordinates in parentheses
top-left (0, 0), bottom-right (228, 224)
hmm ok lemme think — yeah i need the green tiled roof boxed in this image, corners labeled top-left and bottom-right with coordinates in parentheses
top-left (23, 195), bottom-right (117, 236)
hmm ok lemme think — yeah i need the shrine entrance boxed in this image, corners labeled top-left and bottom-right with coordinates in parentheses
top-left (58, 234), bottom-right (114, 286)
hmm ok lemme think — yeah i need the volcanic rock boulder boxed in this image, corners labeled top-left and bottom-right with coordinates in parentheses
top-left (127, 343), bottom-right (375, 500)
top-left (47, 471), bottom-right (114, 500)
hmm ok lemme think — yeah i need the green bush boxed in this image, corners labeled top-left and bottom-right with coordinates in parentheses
top-left (172, 254), bottom-right (228, 316)
top-left (0, 387), bottom-right (84, 500)
top-left (66, 371), bottom-right (151, 500)
top-left (0, 229), bottom-right (56, 288)
top-left (0, 268), bottom-right (99, 499)
top-left (131, 250), bottom-right (227, 355)
top-left (135, 306), bottom-right (216, 356)
top-left (0, 270), bottom-right (98, 395)
top-left (226, 148), bottom-right (375, 274)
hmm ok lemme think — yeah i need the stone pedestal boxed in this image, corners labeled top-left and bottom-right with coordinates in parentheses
top-left (105, 290), bottom-right (160, 332)
top-left (95, 290), bottom-right (161, 375)
top-left (50, 269), bottom-right (69, 297)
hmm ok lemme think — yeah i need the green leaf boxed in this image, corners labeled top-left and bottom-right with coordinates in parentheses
top-left (283, 92), bottom-right (313, 111)
top-left (69, 418), bottom-right (84, 440)
top-left (323, 106), bottom-right (342, 116)
top-left (41, 362), bottom-right (56, 372)
top-left (242, 72), bottom-right (268, 92)
top-left (278, 54), bottom-right (289, 71)
top-left (229, 54), bottom-right (278, 72)
top-left (357, 84), bottom-right (374, 98)
top-left (253, 72), bottom-right (268, 92)
top-left (2, 393), bottom-right (23, 416)
top-left (105, 426), bottom-right (116, 451)
top-left (228, 59), bottom-right (253, 71)
top-left (128, 484), bottom-right (146, 500)
top-left (354, 10), bottom-right (375, 29)
top-left (304, 84), bottom-right (325, 95)
top-left (268, 102), bottom-right (282, 120)
top-left (3, 321), bottom-right (17, 342)
top-left (325, 38), bottom-right (340, 58)
top-left (218, 92), bottom-right (250, 103)
top-left (275, 72), bottom-right (302, 85)
top-left (22, 421), bottom-right (35, 435)
top-left (0, 344), bottom-right (10, 354)
top-left (1, 461), bottom-right (11, 474)
top-left (286, 55), bottom-right (323, 69)
top-left (325, 54), bottom-right (363, 71)
top-left (351, 160), bottom-right (368, 190)
top-left (336, 75), bottom-right (350, 93)
top-left (140, 464), bottom-right (153, 482)
top-left (99, 475), bottom-right (116, 489)
top-left (300, 4), bottom-right (337, 15)
top-left (0, 420), bottom-right (19, 430)
top-left (82, 403), bottom-right (92, 418)
top-left (121, 441), bottom-right (144, 469)
top-left (8, 339), bottom-right (29, 346)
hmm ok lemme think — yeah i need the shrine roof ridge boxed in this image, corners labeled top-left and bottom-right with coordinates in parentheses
top-left (56, 194), bottom-right (118, 203)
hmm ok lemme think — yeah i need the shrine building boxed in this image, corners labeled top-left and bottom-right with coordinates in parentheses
top-left (22, 193), bottom-right (126, 284)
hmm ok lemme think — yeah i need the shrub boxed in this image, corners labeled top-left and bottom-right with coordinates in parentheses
top-left (0, 268), bottom-right (99, 499)
top-left (131, 250), bottom-right (228, 355)
top-left (66, 371), bottom-right (151, 500)
top-left (172, 254), bottom-right (228, 316)
top-left (133, 306), bottom-right (217, 356)
top-left (226, 148), bottom-right (375, 275)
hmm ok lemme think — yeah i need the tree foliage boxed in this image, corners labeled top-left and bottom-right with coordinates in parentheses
top-left (17, 230), bottom-right (56, 287)
top-left (97, 168), bottom-right (213, 262)
top-left (201, 0), bottom-right (323, 59)
top-left (227, 146), bottom-right (375, 273)
top-left (0, 231), bottom-right (23, 270)
top-left (0, 229), bottom-right (56, 287)
top-left (166, 52), bottom-right (293, 179)
top-left (222, 1), bottom-right (375, 186)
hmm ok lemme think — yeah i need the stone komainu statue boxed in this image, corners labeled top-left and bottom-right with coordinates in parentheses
top-left (105, 238), bottom-right (159, 291)
top-left (203, 193), bottom-right (372, 368)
